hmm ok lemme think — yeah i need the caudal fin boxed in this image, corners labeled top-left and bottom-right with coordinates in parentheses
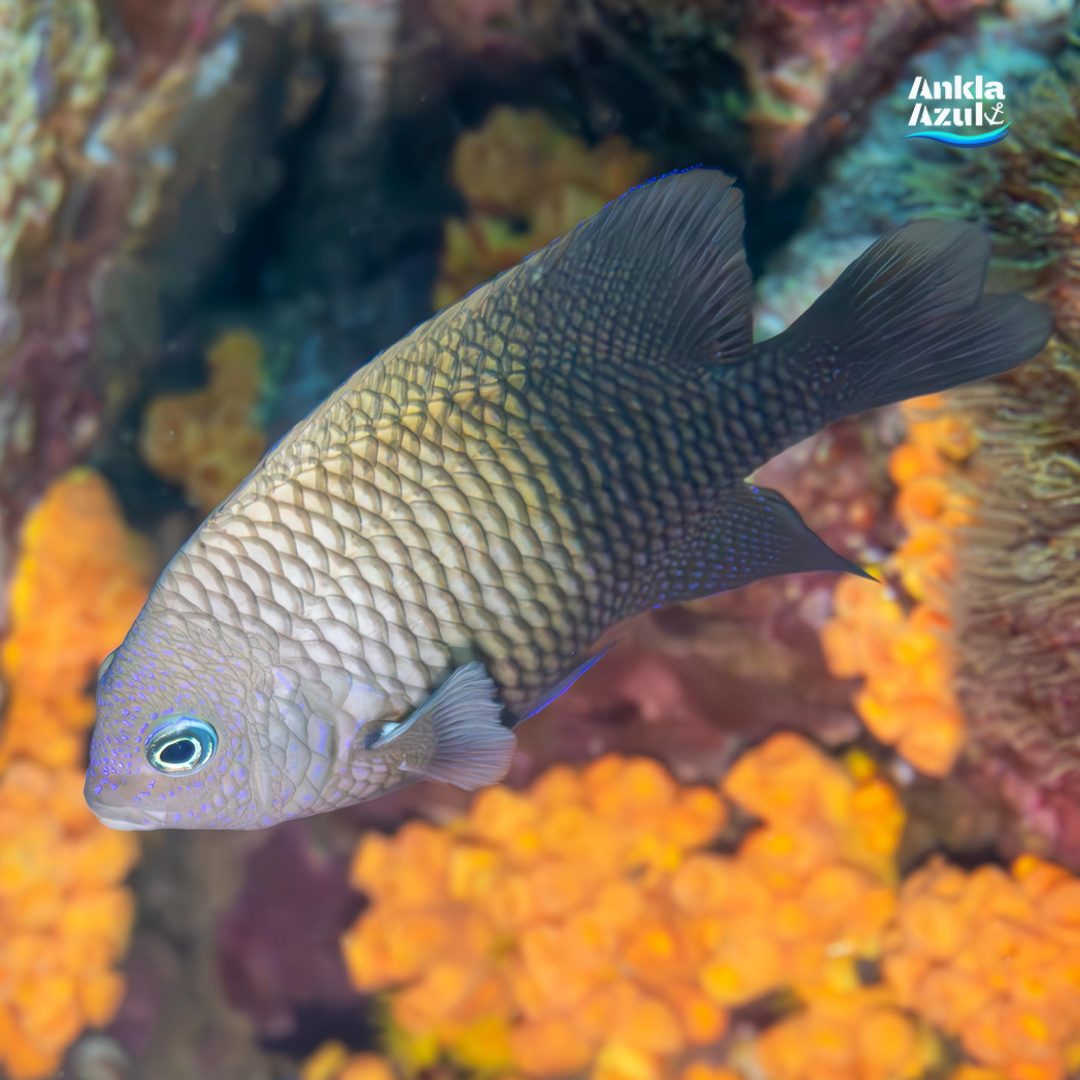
top-left (773, 220), bottom-right (1052, 420)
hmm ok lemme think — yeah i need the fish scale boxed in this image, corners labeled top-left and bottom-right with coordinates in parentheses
top-left (152, 241), bottom-right (756, 717)
top-left (87, 169), bottom-right (1052, 829)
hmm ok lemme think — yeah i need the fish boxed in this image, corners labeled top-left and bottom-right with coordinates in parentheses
top-left (85, 168), bottom-right (1052, 830)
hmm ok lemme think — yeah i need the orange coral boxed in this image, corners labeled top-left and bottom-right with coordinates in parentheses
top-left (754, 986), bottom-right (941, 1080)
top-left (341, 740), bottom-right (1080, 1080)
top-left (0, 469), bottom-right (145, 1080)
top-left (139, 328), bottom-right (267, 512)
top-left (342, 737), bottom-right (913, 1079)
top-left (821, 397), bottom-right (978, 776)
top-left (0, 468), bottom-right (150, 770)
top-left (0, 764), bottom-right (138, 1080)
top-left (301, 1041), bottom-right (400, 1080)
top-left (345, 755), bottom-right (728, 1077)
top-left (694, 736), bottom-right (903, 1008)
top-left (680, 1067), bottom-right (744, 1080)
top-left (435, 107), bottom-right (652, 308)
top-left (884, 854), bottom-right (1080, 1080)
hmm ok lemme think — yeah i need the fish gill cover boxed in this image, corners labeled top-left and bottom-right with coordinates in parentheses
top-left (0, 0), bottom-right (1076, 1078)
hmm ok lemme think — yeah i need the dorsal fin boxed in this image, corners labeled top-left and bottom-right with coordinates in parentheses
top-left (488, 168), bottom-right (753, 390)
top-left (247, 170), bottom-right (753, 492)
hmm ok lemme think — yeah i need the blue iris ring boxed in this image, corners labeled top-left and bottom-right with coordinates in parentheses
top-left (145, 715), bottom-right (218, 774)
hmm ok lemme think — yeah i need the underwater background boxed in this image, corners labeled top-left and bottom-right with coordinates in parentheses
top-left (1, 0), bottom-right (1079, 1078)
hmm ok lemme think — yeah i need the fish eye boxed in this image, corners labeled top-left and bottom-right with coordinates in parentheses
top-left (146, 716), bottom-right (218, 774)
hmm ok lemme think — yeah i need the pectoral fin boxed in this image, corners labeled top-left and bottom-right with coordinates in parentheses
top-left (653, 483), bottom-right (873, 604)
top-left (371, 663), bottom-right (517, 790)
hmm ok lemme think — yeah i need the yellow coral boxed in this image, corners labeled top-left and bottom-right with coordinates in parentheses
top-left (435, 107), bottom-right (652, 308)
top-left (821, 397), bottom-right (978, 776)
top-left (0, 470), bottom-right (144, 1080)
top-left (139, 328), bottom-right (267, 512)
top-left (884, 855), bottom-right (1080, 1080)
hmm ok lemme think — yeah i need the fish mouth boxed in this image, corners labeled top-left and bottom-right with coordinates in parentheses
top-left (86, 797), bottom-right (171, 832)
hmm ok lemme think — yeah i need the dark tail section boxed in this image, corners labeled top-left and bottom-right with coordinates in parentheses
top-left (771, 220), bottom-right (1053, 421)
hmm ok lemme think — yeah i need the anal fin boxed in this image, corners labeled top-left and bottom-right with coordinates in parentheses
top-left (521, 641), bottom-right (616, 722)
top-left (654, 484), bottom-right (872, 604)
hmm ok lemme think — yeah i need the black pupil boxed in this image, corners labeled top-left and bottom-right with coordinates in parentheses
top-left (160, 737), bottom-right (197, 765)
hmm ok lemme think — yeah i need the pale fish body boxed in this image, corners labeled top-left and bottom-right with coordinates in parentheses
top-left (86, 169), bottom-right (1051, 830)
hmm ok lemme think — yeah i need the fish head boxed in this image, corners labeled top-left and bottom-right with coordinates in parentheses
top-left (86, 531), bottom-right (514, 828)
top-left (85, 581), bottom-right (421, 829)
top-left (86, 602), bottom-right (278, 830)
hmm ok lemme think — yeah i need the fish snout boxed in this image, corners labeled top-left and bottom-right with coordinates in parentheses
top-left (88, 804), bottom-right (170, 831)
top-left (83, 769), bottom-right (169, 831)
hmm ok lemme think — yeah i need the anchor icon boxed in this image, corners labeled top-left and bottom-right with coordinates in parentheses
top-left (987, 102), bottom-right (1006, 125)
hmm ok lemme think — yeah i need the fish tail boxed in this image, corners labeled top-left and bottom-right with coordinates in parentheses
top-left (760, 221), bottom-right (1052, 427)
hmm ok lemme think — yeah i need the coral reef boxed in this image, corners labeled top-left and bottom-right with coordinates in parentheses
top-left (0, 0), bottom-right (323, 608)
top-left (435, 107), bottom-right (652, 308)
top-left (773, 28), bottom-right (1080, 860)
top-left (952, 336), bottom-right (1080, 865)
top-left (303, 1041), bottom-right (397, 1080)
top-left (752, 985), bottom-right (939, 1080)
top-left (736, 0), bottom-right (1000, 186)
top-left (820, 398), bottom-right (978, 777)
top-left (0, 0), bottom-right (112, 302)
top-left (400, 0), bottom-right (1012, 191)
top-left (0, 0), bottom-right (117, 599)
top-left (343, 754), bottom-right (730, 1078)
top-left (139, 328), bottom-right (267, 512)
top-left (0, 763), bottom-right (139, 1080)
top-left (0, 470), bottom-right (145, 1080)
top-left (0, 469), bottom-right (149, 770)
top-left (928, 55), bottom-right (1080, 866)
top-left (885, 854), bottom-right (1080, 1080)
top-left (339, 739), bottom-right (909, 1079)
top-left (331, 713), bottom-right (1080, 1080)
top-left (337, 742), bottom-right (1080, 1080)
top-left (0, 5), bottom-right (1075, 1079)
